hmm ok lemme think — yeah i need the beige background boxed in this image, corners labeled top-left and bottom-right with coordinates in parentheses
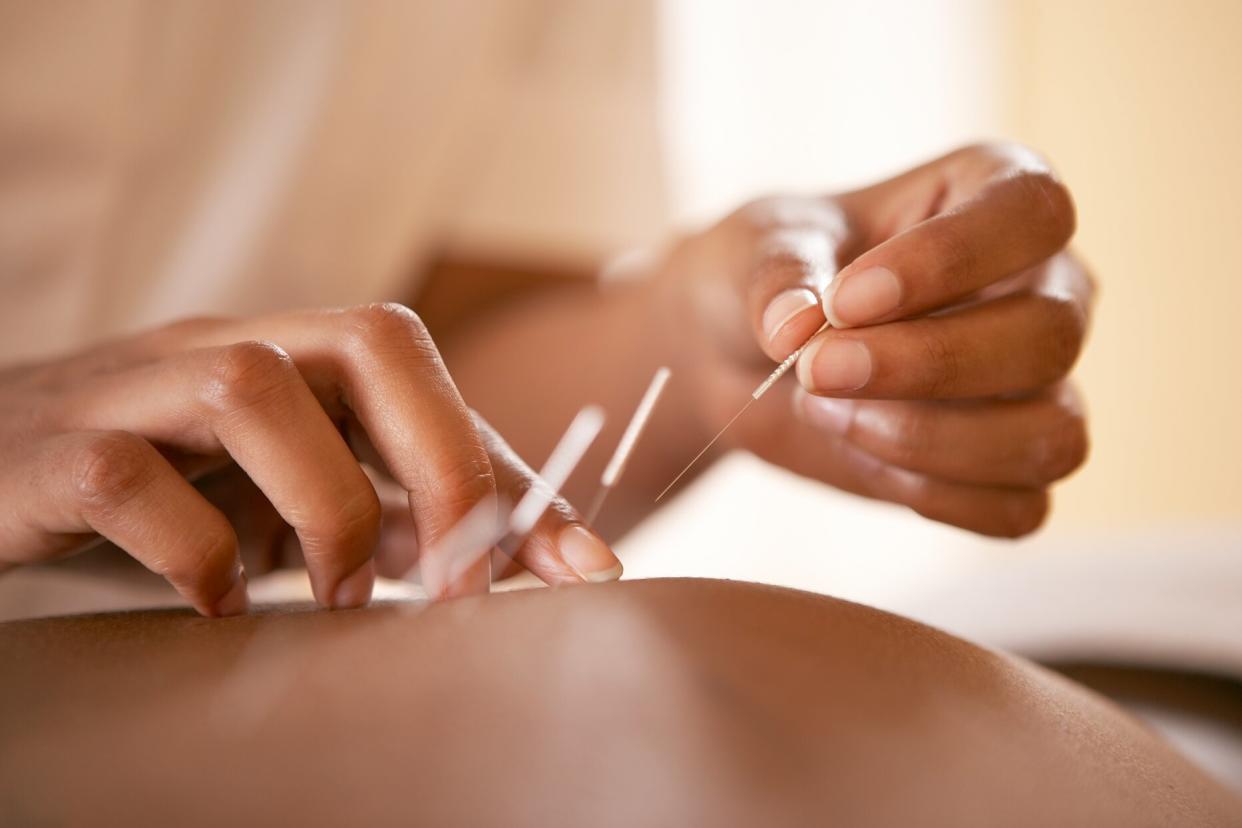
top-left (1006, 0), bottom-right (1242, 527)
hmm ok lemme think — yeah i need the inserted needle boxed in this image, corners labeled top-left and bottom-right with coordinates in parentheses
top-left (654, 322), bottom-right (829, 503)
top-left (585, 367), bottom-right (671, 523)
top-left (436, 405), bottom-right (606, 587)
top-left (510, 405), bottom-right (606, 535)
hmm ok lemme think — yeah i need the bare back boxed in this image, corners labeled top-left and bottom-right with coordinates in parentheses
top-left (2, 578), bottom-right (1237, 826)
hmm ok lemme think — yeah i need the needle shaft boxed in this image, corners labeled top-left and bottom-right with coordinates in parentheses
top-left (653, 322), bottom-right (828, 503)
top-left (586, 367), bottom-right (671, 522)
top-left (654, 398), bottom-right (754, 502)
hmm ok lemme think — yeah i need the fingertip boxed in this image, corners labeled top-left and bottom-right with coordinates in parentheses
top-left (332, 559), bottom-right (375, 609)
top-left (823, 266), bottom-right (903, 328)
top-left (1001, 490), bottom-right (1050, 538)
top-left (821, 278), bottom-right (848, 329)
top-left (557, 524), bottom-right (622, 584)
top-left (762, 288), bottom-right (821, 358)
top-left (796, 335), bottom-right (872, 394)
top-left (212, 572), bottom-right (250, 617)
top-left (795, 335), bottom-right (825, 391)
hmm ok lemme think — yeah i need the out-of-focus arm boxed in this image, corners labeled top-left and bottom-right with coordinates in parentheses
top-left (416, 255), bottom-right (707, 540)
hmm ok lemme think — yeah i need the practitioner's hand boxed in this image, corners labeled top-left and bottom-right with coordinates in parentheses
top-left (0, 304), bottom-right (620, 616)
top-left (656, 143), bottom-right (1093, 536)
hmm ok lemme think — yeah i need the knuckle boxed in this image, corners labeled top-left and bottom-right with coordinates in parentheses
top-left (203, 341), bottom-right (297, 411)
top-left (72, 432), bottom-right (154, 508)
top-left (423, 452), bottom-right (498, 518)
top-left (345, 302), bottom-right (431, 351)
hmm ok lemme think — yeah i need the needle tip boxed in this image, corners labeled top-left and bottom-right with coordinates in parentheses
top-left (653, 476), bottom-right (680, 503)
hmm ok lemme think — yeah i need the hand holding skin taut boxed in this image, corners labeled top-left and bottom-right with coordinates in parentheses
top-left (0, 305), bottom-right (622, 616)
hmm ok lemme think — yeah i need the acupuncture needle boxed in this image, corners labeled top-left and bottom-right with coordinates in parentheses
top-left (584, 366), bottom-right (672, 524)
top-left (437, 405), bottom-right (606, 587)
top-left (654, 321), bottom-right (830, 503)
top-left (510, 405), bottom-right (606, 536)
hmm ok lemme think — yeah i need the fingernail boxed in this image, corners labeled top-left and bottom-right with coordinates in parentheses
top-left (332, 560), bottom-right (375, 609)
top-left (797, 337), bottom-right (872, 392)
top-left (762, 288), bottom-right (819, 347)
top-left (559, 525), bottom-right (623, 583)
top-left (215, 573), bottom-right (249, 617)
top-left (798, 395), bottom-right (855, 434)
top-left (826, 266), bottom-right (901, 326)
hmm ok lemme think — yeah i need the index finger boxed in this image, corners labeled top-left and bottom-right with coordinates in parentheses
top-left (182, 304), bottom-right (497, 599)
top-left (824, 143), bottom-right (1076, 328)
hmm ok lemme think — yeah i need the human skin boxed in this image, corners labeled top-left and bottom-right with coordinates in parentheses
top-left (0, 305), bottom-right (623, 615)
top-left (0, 143), bottom-right (1089, 615)
top-left (441, 143), bottom-right (1092, 539)
top-left (1, 578), bottom-right (1236, 827)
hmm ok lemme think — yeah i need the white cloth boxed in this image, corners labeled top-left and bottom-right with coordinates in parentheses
top-left (0, 0), bottom-right (667, 362)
